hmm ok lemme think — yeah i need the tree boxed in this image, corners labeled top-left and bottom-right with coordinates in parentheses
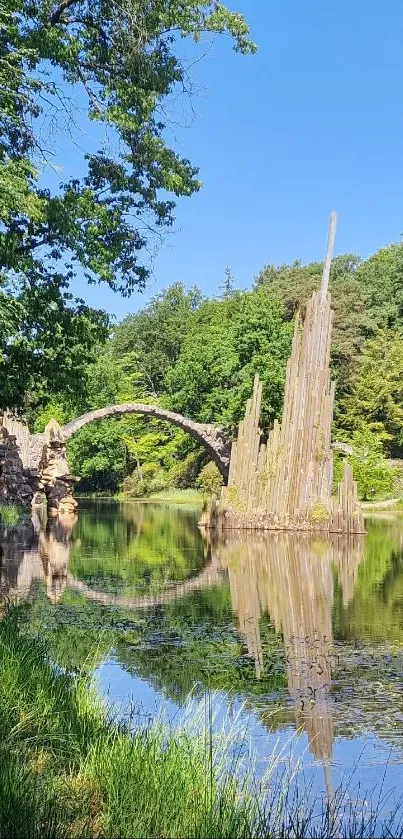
top-left (0, 280), bottom-right (109, 411)
top-left (343, 428), bottom-right (394, 502)
top-left (113, 283), bottom-right (203, 394)
top-left (54, 285), bottom-right (292, 493)
top-left (353, 243), bottom-right (403, 329)
top-left (0, 0), bottom-right (254, 410)
top-left (0, 1), bottom-right (42, 224)
top-left (165, 288), bottom-right (292, 427)
top-left (340, 330), bottom-right (403, 455)
top-left (3, 0), bottom-right (254, 292)
top-left (51, 340), bottom-right (193, 493)
top-left (219, 267), bottom-right (236, 298)
top-left (255, 256), bottom-right (375, 399)
top-left (68, 419), bottom-right (129, 492)
top-left (196, 462), bottom-right (223, 496)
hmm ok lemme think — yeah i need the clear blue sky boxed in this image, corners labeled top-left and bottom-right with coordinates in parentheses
top-left (42, 0), bottom-right (403, 320)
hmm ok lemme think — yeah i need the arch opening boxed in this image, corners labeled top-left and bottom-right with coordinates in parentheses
top-left (61, 403), bottom-right (231, 480)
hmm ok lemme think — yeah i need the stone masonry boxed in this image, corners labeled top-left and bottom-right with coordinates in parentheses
top-left (0, 419), bottom-right (33, 506)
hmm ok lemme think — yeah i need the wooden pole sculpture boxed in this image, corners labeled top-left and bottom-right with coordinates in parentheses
top-left (204, 213), bottom-right (365, 533)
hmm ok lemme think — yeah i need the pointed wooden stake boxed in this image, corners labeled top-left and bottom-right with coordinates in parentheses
top-left (321, 211), bottom-right (337, 297)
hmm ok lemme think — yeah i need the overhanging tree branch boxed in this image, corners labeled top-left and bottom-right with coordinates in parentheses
top-left (50, 0), bottom-right (79, 25)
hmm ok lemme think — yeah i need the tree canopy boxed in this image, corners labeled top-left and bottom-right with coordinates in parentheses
top-left (0, 0), bottom-right (254, 410)
top-left (165, 289), bottom-right (293, 427)
top-left (340, 329), bottom-right (403, 453)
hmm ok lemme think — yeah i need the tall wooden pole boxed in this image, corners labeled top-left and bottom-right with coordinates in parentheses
top-left (321, 211), bottom-right (337, 297)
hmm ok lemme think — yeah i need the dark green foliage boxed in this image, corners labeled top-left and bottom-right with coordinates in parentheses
top-left (339, 329), bottom-right (403, 454)
top-left (165, 289), bottom-right (293, 427)
top-left (2, 0), bottom-right (254, 292)
top-left (69, 420), bottom-right (129, 492)
top-left (27, 237), bottom-right (403, 495)
top-left (0, 283), bottom-right (110, 412)
top-left (255, 255), bottom-right (373, 394)
top-left (196, 462), bottom-right (223, 497)
top-left (0, 0), bottom-right (253, 410)
top-left (114, 283), bottom-right (203, 394)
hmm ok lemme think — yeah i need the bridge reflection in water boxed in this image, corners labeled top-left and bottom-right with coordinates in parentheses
top-left (213, 531), bottom-right (364, 792)
top-left (0, 509), bottom-right (365, 778)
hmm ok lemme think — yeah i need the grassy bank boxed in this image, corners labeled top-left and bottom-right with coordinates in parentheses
top-left (0, 503), bottom-right (22, 528)
top-left (145, 488), bottom-right (202, 504)
top-left (1, 611), bottom-right (403, 838)
top-left (77, 489), bottom-right (203, 505)
top-left (361, 497), bottom-right (403, 513)
top-left (116, 488), bottom-right (203, 505)
top-left (0, 610), bottom-right (266, 838)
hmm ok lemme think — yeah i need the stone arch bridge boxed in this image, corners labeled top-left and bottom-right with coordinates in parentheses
top-left (1, 404), bottom-right (231, 513)
top-left (61, 404), bottom-right (231, 477)
top-left (1, 402), bottom-right (351, 514)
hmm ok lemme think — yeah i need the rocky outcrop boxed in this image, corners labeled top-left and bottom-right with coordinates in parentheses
top-left (37, 420), bottom-right (78, 515)
top-left (0, 421), bottom-right (34, 506)
top-left (0, 415), bottom-right (77, 514)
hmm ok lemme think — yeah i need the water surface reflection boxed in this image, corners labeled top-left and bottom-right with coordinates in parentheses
top-left (1, 503), bottom-right (403, 818)
top-left (0, 511), bottom-right (76, 604)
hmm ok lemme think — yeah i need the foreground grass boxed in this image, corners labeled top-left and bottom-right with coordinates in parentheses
top-left (1, 610), bottom-right (403, 838)
top-left (0, 611), bottom-right (265, 838)
top-left (0, 503), bottom-right (22, 528)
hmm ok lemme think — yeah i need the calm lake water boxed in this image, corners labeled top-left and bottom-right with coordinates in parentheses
top-left (1, 500), bottom-right (403, 822)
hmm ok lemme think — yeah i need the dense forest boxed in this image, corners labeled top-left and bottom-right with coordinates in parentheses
top-left (25, 243), bottom-right (403, 500)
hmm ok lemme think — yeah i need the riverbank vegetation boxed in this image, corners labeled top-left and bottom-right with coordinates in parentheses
top-left (1, 606), bottom-right (403, 839)
top-left (0, 609), bottom-right (267, 838)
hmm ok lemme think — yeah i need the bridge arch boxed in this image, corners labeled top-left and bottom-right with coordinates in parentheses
top-left (66, 560), bottom-right (224, 609)
top-left (61, 404), bottom-right (230, 480)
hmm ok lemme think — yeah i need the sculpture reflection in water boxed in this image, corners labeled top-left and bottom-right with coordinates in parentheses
top-left (212, 532), bottom-right (364, 788)
top-left (0, 510), bottom-right (77, 606)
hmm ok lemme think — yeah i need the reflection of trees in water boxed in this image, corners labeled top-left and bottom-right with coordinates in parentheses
top-left (4, 506), bottom-right (403, 760)
top-left (0, 502), bottom-right (211, 608)
top-left (336, 519), bottom-right (403, 642)
top-left (0, 512), bottom-right (76, 605)
top-left (67, 558), bottom-right (224, 609)
top-left (69, 501), bottom-right (207, 595)
top-left (213, 533), bottom-right (364, 763)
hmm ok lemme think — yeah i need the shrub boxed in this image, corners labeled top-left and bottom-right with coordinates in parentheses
top-left (167, 451), bottom-right (201, 489)
top-left (122, 462), bottom-right (169, 498)
top-left (196, 462), bottom-right (223, 497)
top-left (334, 428), bottom-right (395, 501)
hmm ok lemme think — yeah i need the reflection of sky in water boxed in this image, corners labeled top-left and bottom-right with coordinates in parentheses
top-left (95, 654), bottom-right (403, 827)
top-left (3, 502), bottom-right (403, 829)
